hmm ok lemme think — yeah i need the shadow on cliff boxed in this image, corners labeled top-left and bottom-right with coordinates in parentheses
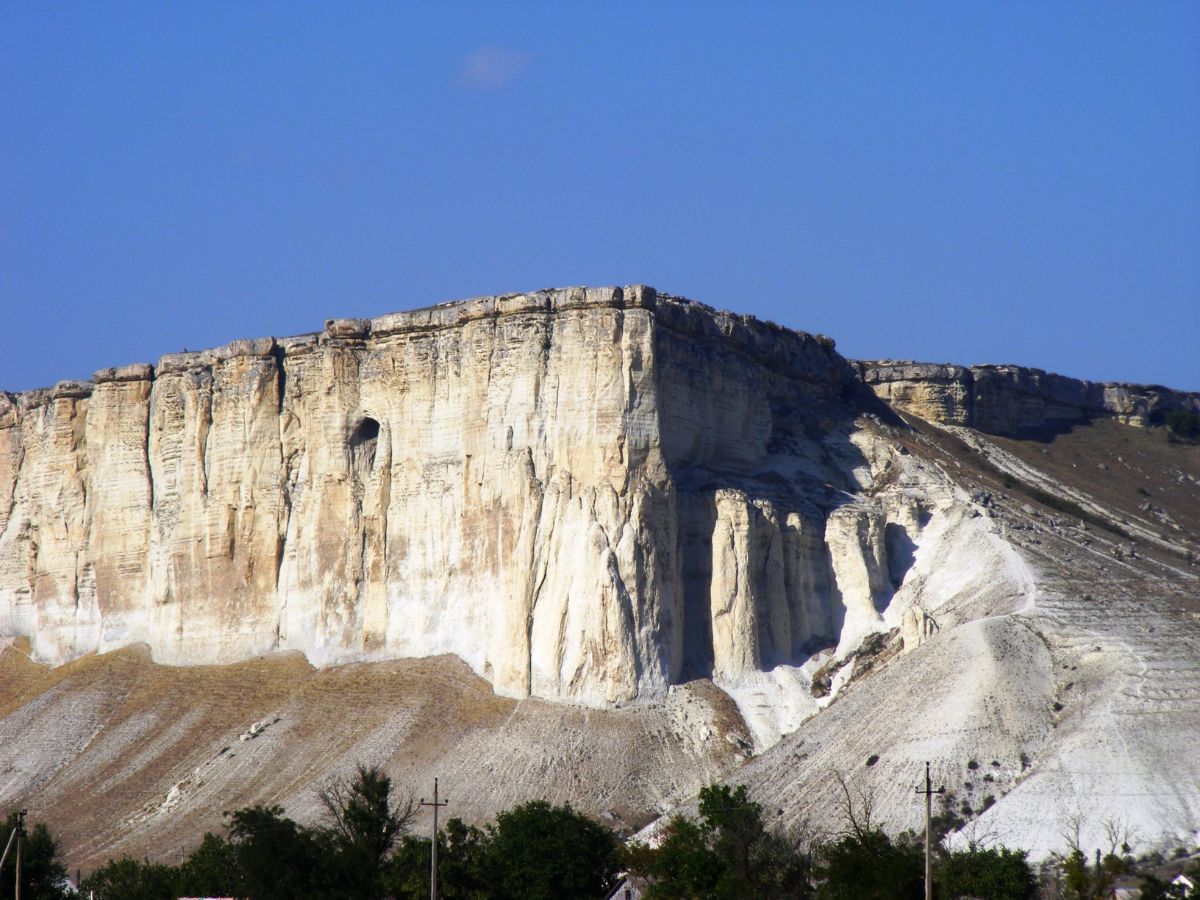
top-left (664, 392), bottom-right (879, 680)
top-left (1007, 415), bottom-right (1096, 444)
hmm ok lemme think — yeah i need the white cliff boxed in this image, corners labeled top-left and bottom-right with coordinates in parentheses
top-left (4, 285), bottom-right (1197, 862)
top-left (0, 286), bottom-right (959, 712)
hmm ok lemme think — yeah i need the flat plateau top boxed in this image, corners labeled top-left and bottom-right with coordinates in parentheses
top-left (3, 285), bottom-right (840, 402)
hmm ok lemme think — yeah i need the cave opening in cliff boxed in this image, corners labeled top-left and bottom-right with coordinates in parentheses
top-left (350, 416), bottom-right (381, 477)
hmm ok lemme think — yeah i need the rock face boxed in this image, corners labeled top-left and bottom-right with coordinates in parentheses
top-left (857, 360), bottom-right (1200, 434)
top-left (1, 286), bottom-right (929, 707)
top-left (5, 286), bottom-right (1197, 862)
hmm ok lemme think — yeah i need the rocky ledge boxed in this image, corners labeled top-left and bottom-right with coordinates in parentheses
top-left (856, 359), bottom-right (1200, 434)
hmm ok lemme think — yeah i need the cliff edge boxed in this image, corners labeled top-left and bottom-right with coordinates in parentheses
top-left (857, 359), bottom-right (1200, 434)
top-left (2, 286), bottom-right (875, 708)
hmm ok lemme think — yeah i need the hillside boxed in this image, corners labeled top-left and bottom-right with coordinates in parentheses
top-left (731, 415), bottom-right (1200, 857)
top-left (1, 286), bottom-right (1197, 869)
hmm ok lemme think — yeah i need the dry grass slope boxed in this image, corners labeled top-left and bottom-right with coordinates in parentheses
top-left (0, 644), bottom-right (749, 871)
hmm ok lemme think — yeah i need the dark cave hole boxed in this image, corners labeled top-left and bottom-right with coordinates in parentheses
top-left (350, 416), bottom-right (381, 475)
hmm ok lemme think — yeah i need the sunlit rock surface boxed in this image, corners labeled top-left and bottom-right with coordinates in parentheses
top-left (857, 360), bottom-right (1200, 433)
top-left (1, 287), bottom-right (920, 709)
top-left (2, 286), bottom-right (1198, 863)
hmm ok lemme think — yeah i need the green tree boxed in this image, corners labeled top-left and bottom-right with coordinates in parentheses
top-left (317, 764), bottom-right (414, 898)
top-left (384, 819), bottom-right (491, 900)
top-left (813, 776), bottom-right (921, 900)
top-left (816, 829), bottom-right (922, 900)
top-left (701, 784), bottom-right (765, 895)
top-left (486, 800), bottom-right (620, 900)
top-left (1054, 816), bottom-right (1134, 900)
top-left (1059, 846), bottom-right (1135, 900)
top-left (175, 832), bottom-right (238, 899)
top-left (752, 831), bottom-right (815, 899)
top-left (639, 815), bottom-right (724, 899)
top-left (438, 817), bottom-right (492, 899)
top-left (385, 834), bottom-right (434, 899)
top-left (79, 857), bottom-right (179, 900)
top-left (935, 845), bottom-right (1035, 900)
top-left (0, 813), bottom-right (68, 900)
top-left (1136, 872), bottom-right (1190, 900)
top-left (633, 784), bottom-right (811, 899)
top-left (227, 804), bottom-right (338, 900)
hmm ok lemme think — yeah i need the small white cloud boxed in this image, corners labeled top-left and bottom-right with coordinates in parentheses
top-left (456, 45), bottom-right (528, 90)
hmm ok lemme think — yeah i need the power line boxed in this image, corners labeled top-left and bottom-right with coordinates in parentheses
top-left (997, 791), bottom-right (1192, 797)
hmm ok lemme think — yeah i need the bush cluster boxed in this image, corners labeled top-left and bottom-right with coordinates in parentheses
top-left (11, 771), bottom-right (1200, 899)
top-left (1165, 410), bottom-right (1200, 442)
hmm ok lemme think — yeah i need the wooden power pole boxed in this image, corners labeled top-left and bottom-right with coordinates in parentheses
top-left (420, 779), bottom-right (448, 900)
top-left (14, 809), bottom-right (25, 900)
top-left (916, 762), bottom-right (944, 900)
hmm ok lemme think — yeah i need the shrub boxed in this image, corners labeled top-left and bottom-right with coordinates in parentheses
top-left (487, 800), bottom-right (620, 900)
top-left (1165, 410), bottom-right (1200, 442)
top-left (937, 846), bottom-right (1035, 900)
top-left (817, 829), bottom-right (922, 899)
top-left (81, 858), bottom-right (179, 900)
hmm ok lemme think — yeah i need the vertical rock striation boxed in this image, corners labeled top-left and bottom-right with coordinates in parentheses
top-left (1, 286), bottom-right (935, 706)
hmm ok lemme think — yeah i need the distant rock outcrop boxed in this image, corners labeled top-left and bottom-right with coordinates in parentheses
top-left (856, 360), bottom-right (1200, 434)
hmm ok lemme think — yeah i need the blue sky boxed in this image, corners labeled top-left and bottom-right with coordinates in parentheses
top-left (2, 2), bottom-right (1198, 392)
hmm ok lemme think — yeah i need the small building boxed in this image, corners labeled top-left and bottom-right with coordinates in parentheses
top-left (604, 873), bottom-right (650, 900)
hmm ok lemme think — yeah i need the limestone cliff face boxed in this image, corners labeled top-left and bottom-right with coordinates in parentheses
top-left (857, 360), bottom-right (1200, 434)
top-left (0, 286), bottom-right (940, 707)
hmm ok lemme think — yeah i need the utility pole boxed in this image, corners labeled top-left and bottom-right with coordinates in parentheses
top-left (14, 808), bottom-right (25, 900)
top-left (420, 778), bottom-right (448, 900)
top-left (916, 762), bottom-right (944, 900)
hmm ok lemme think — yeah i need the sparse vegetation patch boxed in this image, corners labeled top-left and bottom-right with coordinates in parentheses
top-left (1165, 410), bottom-right (1200, 443)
